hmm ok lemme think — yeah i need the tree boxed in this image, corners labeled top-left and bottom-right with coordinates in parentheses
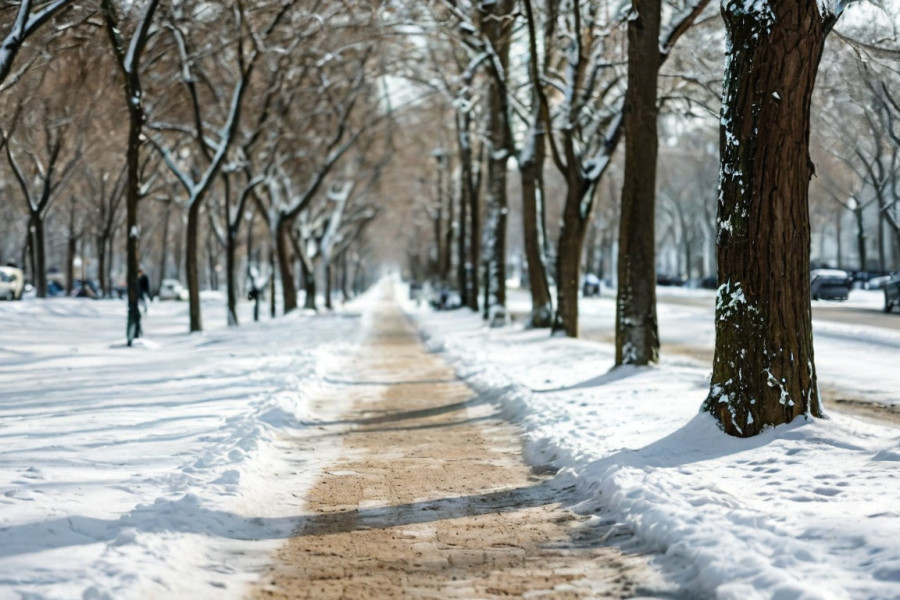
top-left (148, 1), bottom-right (285, 332)
top-left (701, 0), bottom-right (853, 436)
top-left (3, 111), bottom-right (81, 298)
top-left (0, 0), bottom-right (73, 87)
top-left (102, 0), bottom-right (160, 344)
top-left (519, 0), bottom-right (556, 328)
top-left (615, 0), bottom-right (663, 364)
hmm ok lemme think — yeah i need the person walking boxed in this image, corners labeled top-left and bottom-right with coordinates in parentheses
top-left (138, 269), bottom-right (151, 313)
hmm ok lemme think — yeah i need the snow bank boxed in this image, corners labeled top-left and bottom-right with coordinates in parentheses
top-left (407, 293), bottom-right (900, 600)
top-left (0, 295), bottom-right (372, 598)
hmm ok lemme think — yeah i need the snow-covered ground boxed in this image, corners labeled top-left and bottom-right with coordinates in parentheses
top-left (0, 293), bottom-right (370, 599)
top-left (410, 285), bottom-right (900, 600)
top-left (510, 286), bottom-right (900, 407)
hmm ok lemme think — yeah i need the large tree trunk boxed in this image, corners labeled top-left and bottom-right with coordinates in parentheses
top-left (468, 144), bottom-right (483, 313)
top-left (31, 212), bottom-right (47, 298)
top-left (552, 180), bottom-right (590, 337)
top-left (615, 0), bottom-right (662, 366)
top-left (186, 203), bottom-right (202, 332)
top-left (226, 227), bottom-right (238, 326)
top-left (702, 0), bottom-right (826, 437)
top-left (456, 112), bottom-right (471, 307)
top-left (276, 216), bottom-right (297, 313)
top-left (479, 0), bottom-right (513, 325)
top-left (520, 126), bottom-right (553, 328)
top-left (124, 105), bottom-right (143, 343)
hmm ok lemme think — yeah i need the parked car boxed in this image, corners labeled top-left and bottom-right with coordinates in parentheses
top-left (0, 266), bottom-right (24, 300)
top-left (158, 278), bottom-right (188, 301)
top-left (884, 275), bottom-right (900, 313)
top-left (867, 274), bottom-right (894, 290)
top-left (657, 273), bottom-right (686, 286)
top-left (810, 269), bottom-right (851, 301)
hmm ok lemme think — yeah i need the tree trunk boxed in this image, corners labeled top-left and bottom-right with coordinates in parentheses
top-left (269, 246), bottom-right (276, 318)
top-left (186, 203), bottom-right (202, 332)
top-left (468, 145), bottom-right (482, 313)
top-left (20, 234), bottom-right (30, 286)
top-left (479, 0), bottom-right (513, 325)
top-left (97, 234), bottom-right (107, 297)
top-left (226, 226), bottom-right (238, 326)
top-left (520, 127), bottom-right (553, 328)
top-left (325, 261), bottom-right (333, 310)
top-left (158, 201), bottom-right (171, 296)
top-left (303, 256), bottom-right (317, 310)
top-left (552, 182), bottom-right (589, 337)
top-left (66, 207), bottom-right (77, 294)
top-left (836, 209), bottom-right (842, 269)
top-left (855, 207), bottom-right (866, 271)
top-left (124, 103), bottom-right (143, 343)
top-left (433, 162), bottom-right (444, 279)
top-left (442, 191), bottom-right (454, 282)
top-left (31, 212), bottom-right (47, 298)
top-left (483, 97), bottom-right (508, 323)
top-left (703, 0), bottom-right (826, 437)
top-left (615, 0), bottom-right (661, 366)
top-left (276, 216), bottom-right (297, 313)
top-left (456, 113), bottom-right (470, 306)
top-left (206, 227), bottom-right (218, 292)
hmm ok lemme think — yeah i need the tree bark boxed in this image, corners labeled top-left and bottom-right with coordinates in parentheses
top-left (479, 0), bottom-right (514, 325)
top-left (456, 113), bottom-right (470, 307)
top-left (854, 206), bottom-right (866, 271)
top-left (186, 203), bottom-right (202, 332)
top-left (66, 205), bottom-right (77, 294)
top-left (303, 257), bottom-right (317, 311)
top-left (520, 127), bottom-right (553, 328)
top-left (269, 246), bottom-right (276, 318)
top-left (325, 261), bottom-right (333, 310)
top-left (615, 0), bottom-right (661, 366)
top-left (97, 234), bottom-right (107, 297)
top-left (31, 212), bottom-right (47, 298)
top-left (276, 216), bottom-right (297, 313)
top-left (226, 225), bottom-right (238, 326)
top-left (552, 179), bottom-right (590, 337)
top-left (703, 0), bottom-right (826, 436)
top-left (469, 144), bottom-right (483, 312)
top-left (442, 190), bottom-right (454, 282)
top-left (158, 203), bottom-right (171, 296)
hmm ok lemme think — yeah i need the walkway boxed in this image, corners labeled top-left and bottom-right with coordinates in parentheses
top-left (251, 289), bottom-right (655, 599)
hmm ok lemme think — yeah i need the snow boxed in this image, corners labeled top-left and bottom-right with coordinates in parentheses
top-left (406, 284), bottom-right (900, 600)
top-left (0, 293), bottom-right (372, 598)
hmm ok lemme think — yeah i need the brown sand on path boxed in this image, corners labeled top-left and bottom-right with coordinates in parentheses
top-left (250, 291), bottom-right (657, 599)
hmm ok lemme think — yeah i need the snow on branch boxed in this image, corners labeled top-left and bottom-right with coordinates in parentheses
top-left (0, 0), bottom-right (73, 85)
